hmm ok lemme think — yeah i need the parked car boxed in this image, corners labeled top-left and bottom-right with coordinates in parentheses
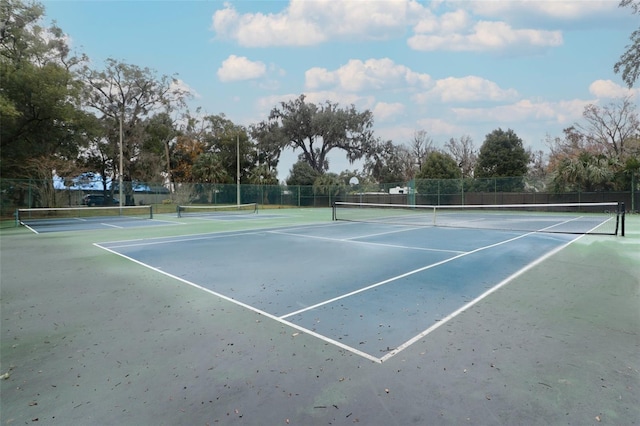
top-left (82, 194), bottom-right (119, 207)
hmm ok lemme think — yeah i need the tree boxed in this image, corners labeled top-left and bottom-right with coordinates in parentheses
top-left (1, 0), bottom-right (89, 181)
top-left (547, 127), bottom-right (593, 168)
top-left (200, 115), bottom-right (253, 184)
top-left (415, 151), bottom-right (461, 201)
top-left (410, 130), bottom-right (434, 174)
top-left (614, 0), bottom-right (640, 88)
top-left (576, 97), bottom-right (639, 160)
top-left (548, 98), bottom-right (640, 191)
top-left (0, 0), bottom-right (44, 120)
top-left (171, 109), bottom-right (210, 184)
top-left (188, 152), bottom-right (230, 204)
top-left (176, 112), bottom-right (257, 187)
top-left (444, 135), bottom-right (476, 178)
top-left (416, 151), bottom-right (461, 180)
top-left (286, 160), bottom-right (321, 186)
top-left (474, 128), bottom-right (530, 191)
top-left (313, 172), bottom-right (345, 197)
top-left (75, 113), bottom-right (117, 201)
top-left (247, 164), bottom-right (278, 186)
top-left (475, 129), bottom-right (529, 177)
top-left (551, 152), bottom-right (615, 192)
top-left (81, 58), bottom-right (189, 204)
top-left (250, 119), bottom-right (284, 175)
top-left (258, 94), bottom-right (375, 173)
top-left (363, 140), bottom-right (412, 183)
top-left (192, 152), bottom-right (230, 184)
top-left (245, 163), bottom-right (279, 205)
top-left (144, 112), bottom-right (180, 191)
top-left (527, 149), bottom-right (548, 191)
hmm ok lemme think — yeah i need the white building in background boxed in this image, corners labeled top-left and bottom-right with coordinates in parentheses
top-left (389, 186), bottom-right (411, 195)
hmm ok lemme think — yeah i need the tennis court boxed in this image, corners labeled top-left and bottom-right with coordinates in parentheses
top-left (15, 205), bottom-right (177, 234)
top-left (1, 205), bottom-right (638, 425)
top-left (96, 221), bottom-right (579, 363)
top-left (16, 203), bottom-right (285, 233)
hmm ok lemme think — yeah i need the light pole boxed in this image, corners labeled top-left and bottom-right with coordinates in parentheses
top-left (459, 162), bottom-right (464, 205)
top-left (119, 108), bottom-right (124, 209)
top-left (109, 104), bottom-right (125, 210)
top-left (236, 134), bottom-right (240, 206)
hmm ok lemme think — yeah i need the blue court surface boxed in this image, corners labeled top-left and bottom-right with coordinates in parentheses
top-left (20, 215), bottom-right (178, 233)
top-left (19, 210), bottom-right (287, 233)
top-left (185, 212), bottom-right (288, 221)
top-left (96, 221), bottom-right (576, 363)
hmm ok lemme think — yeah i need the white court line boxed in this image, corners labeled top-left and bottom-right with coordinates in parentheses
top-left (93, 242), bottom-right (383, 364)
top-left (102, 229), bottom-right (270, 249)
top-left (101, 223), bottom-right (123, 228)
top-left (190, 215), bottom-right (238, 221)
top-left (99, 220), bottom-right (366, 249)
top-left (269, 229), bottom-right (466, 254)
top-left (20, 223), bottom-right (39, 234)
top-left (344, 226), bottom-right (425, 240)
top-left (274, 224), bottom-right (424, 241)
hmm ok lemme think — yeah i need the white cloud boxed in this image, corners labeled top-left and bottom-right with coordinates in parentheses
top-left (376, 125), bottom-right (425, 144)
top-left (217, 55), bottom-right (267, 82)
top-left (212, 0), bottom-right (425, 47)
top-left (305, 58), bottom-right (432, 92)
top-left (254, 93), bottom-right (299, 113)
top-left (305, 68), bottom-right (338, 90)
top-left (212, 3), bottom-right (325, 47)
top-left (303, 91), bottom-right (376, 110)
top-left (408, 20), bottom-right (563, 52)
top-left (414, 9), bottom-right (470, 33)
top-left (413, 76), bottom-right (518, 104)
top-left (553, 99), bottom-right (593, 124)
top-left (589, 79), bottom-right (638, 99)
top-left (212, 0), bottom-right (572, 54)
top-left (451, 99), bottom-right (592, 124)
top-left (373, 102), bottom-right (406, 122)
top-left (463, 0), bottom-right (617, 21)
top-left (290, 0), bottom-right (423, 38)
top-left (211, 2), bottom-right (239, 33)
top-left (415, 117), bottom-right (462, 136)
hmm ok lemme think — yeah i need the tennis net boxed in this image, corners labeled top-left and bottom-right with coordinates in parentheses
top-left (332, 201), bottom-right (625, 236)
top-left (176, 203), bottom-right (258, 218)
top-left (16, 205), bottom-right (154, 227)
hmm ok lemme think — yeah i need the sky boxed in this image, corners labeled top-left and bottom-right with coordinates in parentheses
top-left (42, 0), bottom-right (639, 181)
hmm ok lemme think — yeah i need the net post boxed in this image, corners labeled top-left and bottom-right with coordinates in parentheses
top-left (150, 205), bottom-right (153, 219)
top-left (620, 202), bottom-right (625, 237)
top-left (332, 202), bottom-right (336, 221)
top-left (176, 205), bottom-right (181, 218)
top-left (14, 209), bottom-right (19, 227)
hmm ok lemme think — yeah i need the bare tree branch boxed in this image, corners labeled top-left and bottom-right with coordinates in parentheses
top-left (615, 0), bottom-right (640, 87)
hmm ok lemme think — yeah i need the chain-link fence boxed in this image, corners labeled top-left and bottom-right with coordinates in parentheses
top-left (2, 176), bottom-right (637, 221)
